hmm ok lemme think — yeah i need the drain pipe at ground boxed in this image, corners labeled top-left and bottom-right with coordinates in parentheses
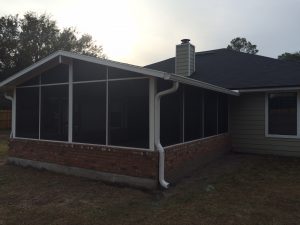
top-left (154, 81), bottom-right (179, 189)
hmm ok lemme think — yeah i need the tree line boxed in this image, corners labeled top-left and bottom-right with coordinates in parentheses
top-left (227, 37), bottom-right (300, 62)
top-left (0, 12), bottom-right (105, 82)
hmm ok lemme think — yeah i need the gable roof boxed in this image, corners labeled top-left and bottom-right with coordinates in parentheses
top-left (0, 50), bottom-right (238, 96)
top-left (145, 49), bottom-right (300, 90)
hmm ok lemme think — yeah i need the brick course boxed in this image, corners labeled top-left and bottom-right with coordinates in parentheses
top-left (8, 139), bottom-right (158, 179)
top-left (8, 134), bottom-right (231, 187)
top-left (165, 134), bottom-right (231, 181)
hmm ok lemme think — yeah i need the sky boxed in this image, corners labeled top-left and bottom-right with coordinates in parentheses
top-left (0, 0), bottom-right (300, 66)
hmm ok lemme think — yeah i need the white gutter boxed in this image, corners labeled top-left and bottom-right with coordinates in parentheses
top-left (4, 92), bottom-right (13, 138)
top-left (154, 81), bottom-right (179, 189)
top-left (235, 86), bottom-right (300, 93)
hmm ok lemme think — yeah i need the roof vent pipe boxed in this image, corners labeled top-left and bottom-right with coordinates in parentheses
top-left (181, 39), bottom-right (190, 44)
top-left (175, 39), bottom-right (195, 77)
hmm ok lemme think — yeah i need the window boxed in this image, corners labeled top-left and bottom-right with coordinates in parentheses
top-left (73, 82), bottom-right (106, 144)
top-left (40, 85), bottom-right (68, 141)
top-left (267, 92), bottom-right (297, 136)
top-left (108, 79), bottom-right (149, 148)
top-left (16, 87), bottom-right (39, 138)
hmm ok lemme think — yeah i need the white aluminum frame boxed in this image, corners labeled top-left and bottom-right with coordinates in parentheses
top-left (68, 62), bottom-right (73, 142)
top-left (265, 90), bottom-right (300, 139)
top-left (12, 88), bottom-right (16, 138)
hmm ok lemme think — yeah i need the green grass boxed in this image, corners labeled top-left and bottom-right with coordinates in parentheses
top-left (0, 140), bottom-right (299, 225)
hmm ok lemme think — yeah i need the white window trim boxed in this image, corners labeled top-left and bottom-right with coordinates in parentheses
top-left (265, 90), bottom-right (300, 139)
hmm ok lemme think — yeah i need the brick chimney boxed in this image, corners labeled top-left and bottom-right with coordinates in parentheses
top-left (175, 39), bottom-right (195, 77)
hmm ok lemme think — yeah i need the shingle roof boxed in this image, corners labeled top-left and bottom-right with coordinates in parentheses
top-left (145, 48), bottom-right (300, 90)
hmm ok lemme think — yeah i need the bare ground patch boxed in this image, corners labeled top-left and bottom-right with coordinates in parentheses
top-left (0, 140), bottom-right (299, 225)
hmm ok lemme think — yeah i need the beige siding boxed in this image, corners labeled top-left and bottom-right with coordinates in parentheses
top-left (229, 93), bottom-right (300, 157)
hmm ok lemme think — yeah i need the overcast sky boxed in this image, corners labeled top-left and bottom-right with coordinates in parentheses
top-left (1, 0), bottom-right (300, 65)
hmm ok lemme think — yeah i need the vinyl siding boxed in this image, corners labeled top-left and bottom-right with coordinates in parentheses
top-left (229, 92), bottom-right (300, 157)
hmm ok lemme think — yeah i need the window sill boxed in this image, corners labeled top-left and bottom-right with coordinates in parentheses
top-left (265, 134), bottom-right (300, 139)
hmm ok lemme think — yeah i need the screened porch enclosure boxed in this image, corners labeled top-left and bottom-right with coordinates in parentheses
top-left (15, 58), bottom-right (228, 150)
top-left (16, 59), bottom-right (149, 148)
top-left (159, 80), bottom-right (228, 147)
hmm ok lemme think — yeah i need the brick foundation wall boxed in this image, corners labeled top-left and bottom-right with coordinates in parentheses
top-left (8, 139), bottom-right (158, 180)
top-left (8, 134), bottom-right (231, 188)
top-left (165, 133), bottom-right (232, 182)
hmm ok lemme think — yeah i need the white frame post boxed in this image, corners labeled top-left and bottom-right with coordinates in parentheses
top-left (106, 67), bottom-right (109, 145)
top-left (297, 91), bottom-right (300, 136)
top-left (182, 85), bottom-right (185, 142)
top-left (202, 91), bottom-right (205, 138)
top-left (38, 76), bottom-right (41, 139)
top-left (12, 88), bottom-right (16, 138)
top-left (68, 61), bottom-right (73, 143)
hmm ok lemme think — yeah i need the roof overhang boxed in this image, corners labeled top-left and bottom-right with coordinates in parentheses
top-left (0, 50), bottom-right (239, 96)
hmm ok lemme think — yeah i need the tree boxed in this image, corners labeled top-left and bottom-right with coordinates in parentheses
top-left (227, 37), bottom-right (258, 54)
top-left (0, 12), bottom-right (105, 81)
top-left (278, 52), bottom-right (300, 63)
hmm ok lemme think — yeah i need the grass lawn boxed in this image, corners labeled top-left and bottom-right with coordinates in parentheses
top-left (0, 138), bottom-right (299, 225)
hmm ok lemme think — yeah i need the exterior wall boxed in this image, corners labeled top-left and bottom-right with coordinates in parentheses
top-left (8, 139), bottom-right (158, 189)
top-left (230, 93), bottom-right (300, 157)
top-left (165, 133), bottom-right (231, 182)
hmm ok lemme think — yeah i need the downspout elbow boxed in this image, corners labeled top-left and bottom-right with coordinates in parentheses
top-left (4, 92), bottom-right (13, 102)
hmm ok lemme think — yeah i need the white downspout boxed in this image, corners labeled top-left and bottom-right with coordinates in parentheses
top-left (4, 92), bottom-right (13, 138)
top-left (154, 81), bottom-right (179, 189)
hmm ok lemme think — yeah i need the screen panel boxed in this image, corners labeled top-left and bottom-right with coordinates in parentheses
top-left (158, 79), bottom-right (183, 146)
top-left (73, 59), bottom-right (107, 82)
top-left (108, 67), bottom-right (143, 79)
top-left (41, 64), bottom-right (69, 84)
top-left (184, 85), bottom-right (203, 141)
top-left (73, 82), bottom-right (106, 144)
top-left (18, 75), bottom-right (40, 87)
top-left (204, 91), bottom-right (218, 137)
top-left (16, 87), bottom-right (39, 138)
top-left (218, 94), bottom-right (228, 134)
top-left (108, 79), bottom-right (149, 148)
top-left (40, 85), bottom-right (68, 141)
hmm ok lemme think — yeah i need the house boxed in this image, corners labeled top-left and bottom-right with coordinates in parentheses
top-left (0, 39), bottom-right (299, 189)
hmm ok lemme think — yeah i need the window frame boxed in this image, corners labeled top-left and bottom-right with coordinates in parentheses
top-left (265, 91), bottom-right (300, 139)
